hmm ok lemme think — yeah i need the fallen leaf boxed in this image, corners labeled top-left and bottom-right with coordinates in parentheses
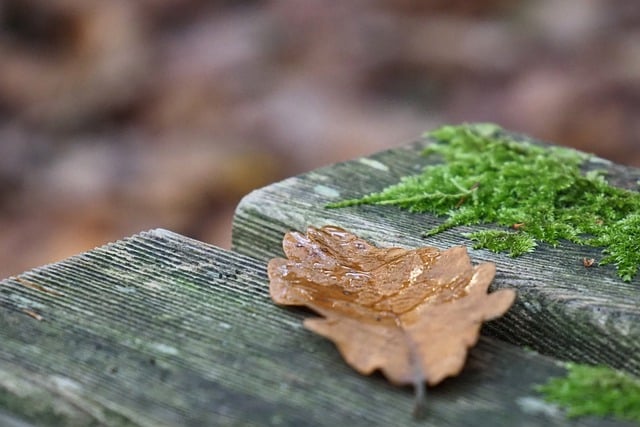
top-left (268, 225), bottom-right (515, 393)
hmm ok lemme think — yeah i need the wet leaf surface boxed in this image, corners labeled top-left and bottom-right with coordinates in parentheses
top-left (268, 225), bottom-right (515, 388)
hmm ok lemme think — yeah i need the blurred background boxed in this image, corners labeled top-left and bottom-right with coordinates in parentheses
top-left (1, 0), bottom-right (639, 278)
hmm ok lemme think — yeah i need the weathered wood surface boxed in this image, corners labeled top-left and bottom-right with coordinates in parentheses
top-left (232, 136), bottom-right (640, 377)
top-left (1, 229), bottom-right (628, 426)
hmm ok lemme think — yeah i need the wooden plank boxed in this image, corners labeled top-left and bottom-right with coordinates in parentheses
top-left (232, 136), bottom-right (640, 376)
top-left (0, 229), bottom-right (624, 426)
top-left (0, 410), bottom-right (35, 427)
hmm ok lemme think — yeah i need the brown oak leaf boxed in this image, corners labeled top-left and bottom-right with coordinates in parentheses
top-left (268, 225), bottom-right (516, 392)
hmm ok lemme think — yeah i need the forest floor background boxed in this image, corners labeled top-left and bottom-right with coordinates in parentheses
top-left (1, 0), bottom-right (639, 277)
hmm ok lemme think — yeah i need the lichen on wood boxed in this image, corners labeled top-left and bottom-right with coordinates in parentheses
top-left (329, 123), bottom-right (640, 281)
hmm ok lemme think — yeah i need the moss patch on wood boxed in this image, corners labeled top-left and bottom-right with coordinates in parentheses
top-left (463, 229), bottom-right (537, 257)
top-left (536, 363), bottom-right (640, 422)
top-left (328, 123), bottom-right (640, 281)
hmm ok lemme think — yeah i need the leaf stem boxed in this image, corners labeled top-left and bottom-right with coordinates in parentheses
top-left (412, 379), bottom-right (427, 419)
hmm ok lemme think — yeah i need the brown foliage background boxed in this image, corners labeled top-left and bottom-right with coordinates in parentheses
top-left (1, 0), bottom-right (639, 277)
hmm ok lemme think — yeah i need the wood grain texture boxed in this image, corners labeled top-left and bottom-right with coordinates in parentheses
top-left (232, 136), bottom-right (640, 377)
top-left (0, 229), bottom-right (627, 426)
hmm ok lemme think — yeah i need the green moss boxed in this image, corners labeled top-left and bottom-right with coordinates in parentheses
top-left (589, 214), bottom-right (640, 282)
top-left (536, 363), bottom-right (640, 422)
top-left (465, 230), bottom-right (537, 257)
top-left (328, 123), bottom-right (640, 281)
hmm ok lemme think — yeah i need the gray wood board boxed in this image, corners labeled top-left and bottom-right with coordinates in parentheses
top-left (232, 137), bottom-right (640, 376)
top-left (0, 230), bottom-right (625, 426)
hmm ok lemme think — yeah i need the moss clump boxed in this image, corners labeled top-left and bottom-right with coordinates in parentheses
top-left (590, 214), bottom-right (640, 282)
top-left (537, 363), bottom-right (640, 422)
top-left (465, 230), bottom-right (537, 257)
top-left (328, 123), bottom-right (640, 281)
